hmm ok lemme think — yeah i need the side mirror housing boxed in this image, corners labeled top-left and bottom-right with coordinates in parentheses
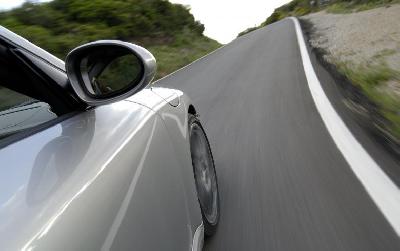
top-left (65, 40), bottom-right (156, 106)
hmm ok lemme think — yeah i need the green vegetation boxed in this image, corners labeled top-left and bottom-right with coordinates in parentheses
top-left (338, 63), bottom-right (400, 138)
top-left (0, 0), bottom-right (220, 79)
top-left (238, 0), bottom-right (400, 37)
top-left (326, 0), bottom-right (400, 13)
top-left (149, 33), bottom-right (220, 78)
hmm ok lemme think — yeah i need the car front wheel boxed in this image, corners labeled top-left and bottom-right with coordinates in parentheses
top-left (188, 114), bottom-right (220, 236)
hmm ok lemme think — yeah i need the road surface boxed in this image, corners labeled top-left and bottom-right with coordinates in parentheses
top-left (156, 18), bottom-right (400, 251)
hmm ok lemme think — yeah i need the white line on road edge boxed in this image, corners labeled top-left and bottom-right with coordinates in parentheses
top-left (291, 17), bottom-right (400, 236)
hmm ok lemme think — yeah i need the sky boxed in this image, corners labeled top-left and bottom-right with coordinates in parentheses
top-left (0, 0), bottom-right (291, 44)
top-left (0, 0), bottom-right (52, 10)
top-left (0, 0), bottom-right (24, 10)
top-left (169, 0), bottom-right (291, 43)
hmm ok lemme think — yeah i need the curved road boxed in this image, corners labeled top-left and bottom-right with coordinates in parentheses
top-left (156, 19), bottom-right (400, 250)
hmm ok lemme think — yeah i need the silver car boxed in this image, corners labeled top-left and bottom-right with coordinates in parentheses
top-left (0, 26), bottom-right (220, 250)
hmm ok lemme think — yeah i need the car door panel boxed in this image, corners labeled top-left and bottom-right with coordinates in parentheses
top-left (110, 112), bottom-right (192, 251)
top-left (127, 89), bottom-right (203, 238)
top-left (0, 100), bottom-right (192, 250)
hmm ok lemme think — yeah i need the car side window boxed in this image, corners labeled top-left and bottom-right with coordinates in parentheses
top-left (0, 85), bottom-right (57, 139)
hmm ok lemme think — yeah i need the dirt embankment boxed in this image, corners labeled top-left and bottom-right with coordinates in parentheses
top-left (304, 5), bottom-right (400, 73)
top-left (301, 4), bottom-right (400, 156)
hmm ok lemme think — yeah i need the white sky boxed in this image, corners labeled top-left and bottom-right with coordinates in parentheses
top-left (170, 0), bottom-right (291, 43)
top-left (0, 0), bottom-right (291, 44)
top-left (0, 0), bottom-right (52, 10)
top-left (0, 0), bottom-right (25, 10)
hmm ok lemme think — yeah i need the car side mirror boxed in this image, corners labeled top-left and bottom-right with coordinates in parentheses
top-left (65, 40), bottom-right (156, 106)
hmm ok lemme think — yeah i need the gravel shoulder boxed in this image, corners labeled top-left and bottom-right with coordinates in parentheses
top-left (303, 5), bottom-right (400, 71)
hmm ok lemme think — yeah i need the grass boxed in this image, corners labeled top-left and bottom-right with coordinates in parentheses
top-left (337, 63), bottom-right (400, 138)
top-left (326, 0), bottom-right (400, 14)
top-left (148, 34), bottom-right (220, 79)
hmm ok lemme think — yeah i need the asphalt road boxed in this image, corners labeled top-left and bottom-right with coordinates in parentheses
top-left (156, 19), bottom-right (400, 251)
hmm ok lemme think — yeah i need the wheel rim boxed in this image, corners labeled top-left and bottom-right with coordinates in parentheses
top-left (190, 123), bottom-right (218, 224)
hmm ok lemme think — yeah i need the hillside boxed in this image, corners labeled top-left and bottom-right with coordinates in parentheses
top-left (238, 0), bottom-right (400, 37)
top-left (0, 0), bottom-right (220, 79)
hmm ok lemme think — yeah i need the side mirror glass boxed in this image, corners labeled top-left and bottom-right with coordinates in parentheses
top-left (66, 40), bottom-right (156, 106)
top-left (81, 50), bottom-right (143, 96)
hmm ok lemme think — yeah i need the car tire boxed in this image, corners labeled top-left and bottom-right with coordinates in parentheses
top-left (188, 114), bottom-right (220, 237)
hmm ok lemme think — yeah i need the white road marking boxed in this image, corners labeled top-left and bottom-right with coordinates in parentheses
top-left (291, 17), bottom-right (400, 236)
